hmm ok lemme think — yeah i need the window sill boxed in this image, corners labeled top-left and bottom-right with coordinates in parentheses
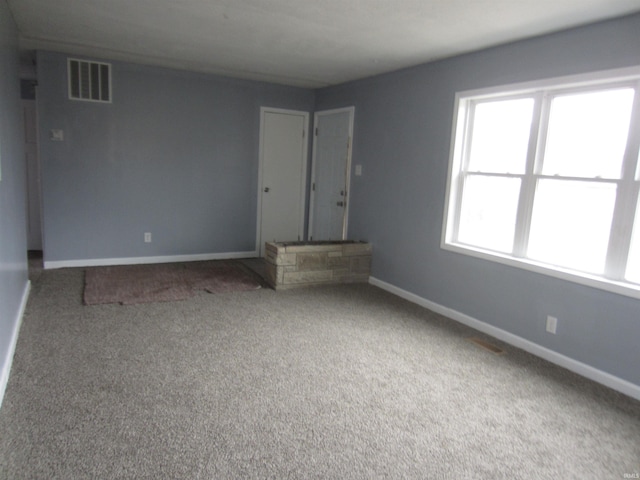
top-left (441, 241), bottom-right (640, 301)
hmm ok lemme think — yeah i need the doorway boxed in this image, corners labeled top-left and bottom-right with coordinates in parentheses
top-left (309, 107), bottom-right (355, 241)
top-left (256, 108), bottom-right (309, 257)
top-left (22, 97), bottom-right (43, 252)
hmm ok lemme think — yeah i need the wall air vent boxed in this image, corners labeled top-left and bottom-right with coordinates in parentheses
top-left (68, 58), bottom-right (111, 103)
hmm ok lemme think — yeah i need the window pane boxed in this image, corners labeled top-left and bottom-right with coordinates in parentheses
top-left (542, 89), bottom-right (634, 179)
top-left (528, 179), bottom-right (616, 274)
top-left (457, 175), bottom-right (521, 253)
top-left (625, 195), bottom-right (640, 284)
top-left (467, 98), bottom-right (533, 174)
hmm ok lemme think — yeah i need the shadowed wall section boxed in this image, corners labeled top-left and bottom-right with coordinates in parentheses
top-left (36, 51), bottom-right (315, 265)
top-left (0, 0), bottom-right (30, 408)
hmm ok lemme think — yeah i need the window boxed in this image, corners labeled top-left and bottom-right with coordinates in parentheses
top-left (442, 67), bottom-right (640, 298)
top-left (68, 58), bottom-right (111, 103)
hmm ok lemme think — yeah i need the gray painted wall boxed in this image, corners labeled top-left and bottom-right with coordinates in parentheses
top-left (37, 51), bottom-right (315, 263)
top-left (0, 0), bottom-right (29, 401)
top-left (316, 13), bottom-right (640, 387)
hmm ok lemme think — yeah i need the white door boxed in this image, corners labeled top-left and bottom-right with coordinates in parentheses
top-left (309, 107), bottom-right (354, 241)
top-left (23, 100), bottom-right (42, 251)
top-left (257, 108), bottom-right (309, 256)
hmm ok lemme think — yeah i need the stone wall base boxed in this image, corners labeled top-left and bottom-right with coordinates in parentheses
top-left (265, 241), bottom-right (372, 290)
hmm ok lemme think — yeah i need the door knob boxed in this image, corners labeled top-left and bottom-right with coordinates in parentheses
top-left (264, 187), bottom-right (270, 193)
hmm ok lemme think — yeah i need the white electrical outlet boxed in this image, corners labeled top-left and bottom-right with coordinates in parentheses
top-left (546, 315), bottom-right (558, 334)
top-left (144, 232), bottom-right (152, 243)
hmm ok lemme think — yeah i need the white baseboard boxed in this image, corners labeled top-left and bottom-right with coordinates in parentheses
top-left (369, 276), bottom-right (640, 401)
top-left (0, 280), bottom-right (31, 410)
top-left (44, 250), bottom-right (260, 269)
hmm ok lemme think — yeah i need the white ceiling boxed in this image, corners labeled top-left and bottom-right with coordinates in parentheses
top-left (7, 0), bottom-right (640, 88)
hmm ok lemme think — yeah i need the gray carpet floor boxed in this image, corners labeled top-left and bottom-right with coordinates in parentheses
top-left (1, 266), bottom-right (639, 479)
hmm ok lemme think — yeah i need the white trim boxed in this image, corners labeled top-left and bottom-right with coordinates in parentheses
top-left (441, 242), bottom-right (640, 300)
top-left (456, 65), bottom-right (640, 100)
top-left (43, 251), bottom-right (258, 269)
top-left (0, 281), bottom-right (31, 410)
top-left (369, 276), bottom-right (640, 401)
top-left (256, 107), bottom-right (309, 256)
top-left (308, 106), bottom-right (355, 240)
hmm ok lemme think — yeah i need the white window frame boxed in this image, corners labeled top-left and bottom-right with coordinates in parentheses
top-left (442, 66), bottom-right (640, 300)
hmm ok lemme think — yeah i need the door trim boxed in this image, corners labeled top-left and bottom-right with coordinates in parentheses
top-left (308, 106), bottom-right (355, 241)
top-left (256, 107), bottom-right (309, 255)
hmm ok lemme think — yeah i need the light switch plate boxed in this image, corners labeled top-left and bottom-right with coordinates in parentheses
top-left (50, 129), bottom-right (64, 141)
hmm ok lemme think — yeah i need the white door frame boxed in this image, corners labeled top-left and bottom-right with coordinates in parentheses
top-left (308, 106), bottom-right (355, 241)
top-left (256, 107), bottom-right (309, 255)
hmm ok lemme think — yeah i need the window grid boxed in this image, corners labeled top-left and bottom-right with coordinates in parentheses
top-left (444, 70), bottom-right (640, 297)
top-left (513, 92), bottom-right (544, 258)
top-left (610, 85), bottom-right (640, 280)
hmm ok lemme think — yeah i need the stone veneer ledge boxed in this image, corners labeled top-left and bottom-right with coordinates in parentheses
top-left (265, 241), bottom-right (372, 290)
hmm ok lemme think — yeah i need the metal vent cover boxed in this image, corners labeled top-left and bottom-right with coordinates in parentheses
top-left (468, 337), bottom-right (506, 355)
top-left (68, 58), bottom-right (111, 103)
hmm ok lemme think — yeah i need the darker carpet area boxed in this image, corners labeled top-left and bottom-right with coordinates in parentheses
top-left (83, 260), bottom-right (264, 305)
